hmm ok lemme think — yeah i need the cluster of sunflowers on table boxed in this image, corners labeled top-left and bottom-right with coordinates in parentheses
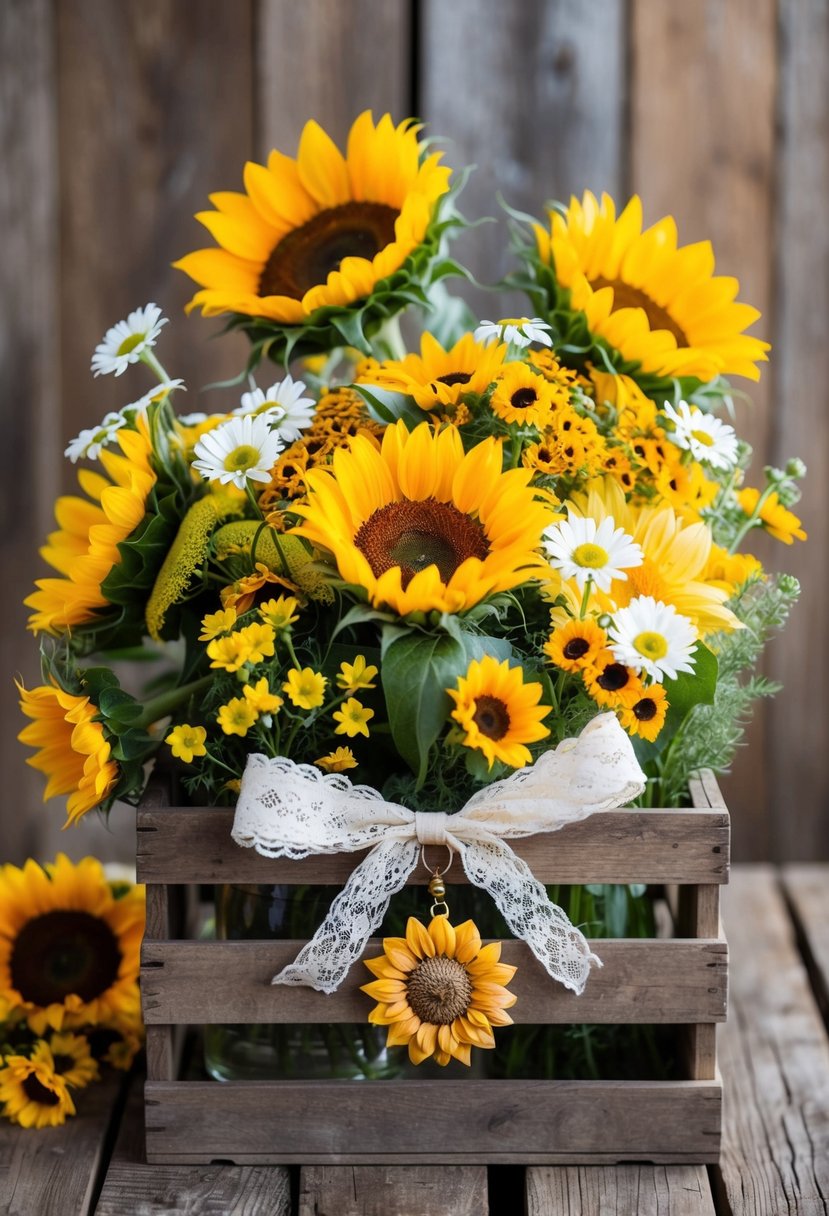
top-left (0, 854), bottom-right (144, 1127)
top-left (13, 113), bottom-right (805, 1070)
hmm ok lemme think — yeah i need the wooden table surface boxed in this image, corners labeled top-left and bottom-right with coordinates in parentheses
top-left (2, 865), bottom-right (828, 1216)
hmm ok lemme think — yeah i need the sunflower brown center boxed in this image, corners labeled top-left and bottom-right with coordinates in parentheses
top-left (51, 1054), bottom-right (75, 1075)
top-left (563, 637), bottom-right (590, 660)
top-left (511, 388), bottom-right (539, 410)
top-left (355, 498), bottom-right (489, 587)
top-left (634, 697), bottom-right (658, 722)
top-left (86, 1028), bottom-right (121, 1061)
top-left (406, 955), bottom-right (473, 1024)
top-left (473, 694), bottom-right (511, 740)
top-left (591, 277), bottom-right (688, 347)
top-left (436, 372), bottom-right (472, 388)
top-left (596, 663), bottom-right (631, 692)
top-left (10, 911), bottom-right (122, 1007)
top-left (22, 1075), bottom-right (61, 1107)
top-left (259, 202), bottom-right (399, 299)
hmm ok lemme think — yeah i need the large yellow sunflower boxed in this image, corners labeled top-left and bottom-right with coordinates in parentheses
top-left (535, 192), bottom-right (770, 383)
top-left (0, 855), bottom-right (144, 1036)
top-left (25, 425), bottom-right (156, 635)
top-left (362, 915), bottom-right (516, 1066)
top-left (175, 112), bottom-right (450, 326)
top-left (447, 654), bottom-right (551, 768)
top-left (17, 682), bottom-right (119, 826)
top-left (357, 332), bottom-right (509, 413)
top-left (293, 421), bottom-right (556, 616)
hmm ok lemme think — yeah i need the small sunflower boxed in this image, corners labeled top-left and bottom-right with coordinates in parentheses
top-left (17, 682), bottom-right (119, 826)
top-left (490, 364), bottom-right (555, 428)
top-left (0, 855), bottom-right (144, 1036)
top-left (534, 191), bottom-right (770, 384)
top-left (583, 651), bottom-right (643, 710)
top-left (48, 1032), bottom-right (100, 1089)
top-left (545, 618), bottom-right (607, 672)
top-left (293, 421), bottom-right (555, 617)
top-left (619, 685), bottom-right (669, 742)
top-left (0, 1044), bottom-right (76, 1128)
top-left (175, 111), bottom-right (453, 363)
top-left (315, 746), bottom-right (358, 773)
top-left (358, 332), bottom-right (508, 414)
top-left (737, 488), bottom-right (807, 545)
top-left (86, 1017), bottom-right (144, 1071)
top-left (447, 654), bottom-right (551, 769)
top-left (362, 915), bottom-right (516, 1067)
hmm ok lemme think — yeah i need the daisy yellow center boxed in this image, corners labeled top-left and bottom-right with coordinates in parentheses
top-left (634, 631), bottom-right (669, 660)
top-left (406, 955), bottom-right (473, 1024)
top-left (572, 542), bottom-right (609, 569)
top-left (11, 911), bottom-right (122, 1006)
top-left (690, 428), bottom-right (715, 447)
top-left (259, 202), bottom-right (399, 299)
top-left (510, 387), bottom-right (539, 410)
top-left (472, 694), bottom-right (511, 741)
top-left (591, 277), bottom-right (688, 346)
top-left (597, 663), bottom-right (631, 692)
top-left (634, 697), bottom-right (658, 722)
top-left (355, 498), bottom-right (489, 587)
top-left (224, 444), bottom-right (261, 472)
top-left (115, 333), bottom-right (144, 357)
top-left (22, 1076), bottom-right (61, 1107)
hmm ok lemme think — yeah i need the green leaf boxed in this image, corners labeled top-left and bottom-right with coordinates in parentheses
top-left (633, 643), bottom-right (718, 763)
top-left (381, 632), bottom-right (468, 786)
top-left (96, 687), bottom-right (144, 725)
top-left (110, 727), bottom-right (154, 762)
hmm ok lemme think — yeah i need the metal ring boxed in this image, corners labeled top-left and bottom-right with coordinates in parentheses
top-left (430, 900), bottom-right (450, 918)
top-left (420, 844), bottom-right (454, 879)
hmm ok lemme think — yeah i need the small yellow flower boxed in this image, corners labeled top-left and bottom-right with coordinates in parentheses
top-left (259, 595), bottom-right (301, 631)
top-left (283, 667), bottom-right (327, 710)
top-left (316, 746), bottom-right (358, 772)
top-left (737, 487), bottom-right (807, 544)
top-left (337, 656), bottom-right (379, 692)
top-left (333, 697), bottom-right (375, 738)
top-left (48, 1032), bottom-right (99, 1090)
top-left (199, 607), bottom-right (237, 641)
top-left (0, 1044), bottom-right (76, 1127)
top-left (242, 678), bottom-right (283, 715)
top-left (618, 684), bottom-right (669, 742)
top-left (544, 618), bottom-right (607, 672)
top-left (224, 778), bottom-right (242, 794)
top-left (235, 621), bottom-right (276, 664)
top-left (206, 632), bottom-right (251, 672)
top-left (165, 724), bottom-right (208, 764)
top-left (216, 697), bottom-right (258, 737)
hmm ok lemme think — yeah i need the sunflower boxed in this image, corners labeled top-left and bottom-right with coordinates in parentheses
top-left (25, 424), bottom-right (156, 635)
top-left (583, 651), bottom-right (643, 710)
top-left (17, 682), bottom-right (119, 826)
top-left (293, 421), bottom-right (556, 616)
top-left (362, 915), bottom-right (516, 1066)
top-left (358, 332), bottom-right (509, 414)
top-left (545, 618), bottom-right (607, 672)
top-left (447, 654), bottom-right (551, 769)
top-left (85, 1016), bottom-right (144, 1071)
top-left (0, 855), bottom-right (144, 1035)
top-left (619, 684), bottom-right (669, 742)
top-left (534, 192), bottom-right (770, 383)
top-left (0, 1043), bottom-right (75, 1128)
top-left (48, 1032), bottom-right (100, 1089)
top-left (490, 364), bottom-right (555, 428)
top-left (175, 112), bottom-right (452, 359)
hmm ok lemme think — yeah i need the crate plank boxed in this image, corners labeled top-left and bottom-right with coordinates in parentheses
top-left (781, 864), bottom-right (829, 1021)
top-left (136, 808), bottom-right (730, 885)
top-left (140, 937), bottom-right (727, 1026)
top-left (96, 1079), bottom-right (291, 1215)
top-left (526, 1164), bottom-right (716, 1214)
top-left (298, 1165), bottom-right (488, 1216)
top-left (0, 1073), bottom-right (125, 1216)
top-left (144, 1078), bottom-right (721, 1164)
top-left (715, 867), bottom-right (829, 1214)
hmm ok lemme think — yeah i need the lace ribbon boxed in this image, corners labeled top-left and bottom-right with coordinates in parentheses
top-left (231, 712), bottom-right (645, 994)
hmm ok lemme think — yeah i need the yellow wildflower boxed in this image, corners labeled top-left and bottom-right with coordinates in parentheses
top-left (259, 596), bottom-right (300, 631)
top-left (315, 746), bottom-right (358, 772)
top-left (737, 488), bottom-right (807, 544)
top-left (199, 607), bottom-right (237, 641)
top-left (332, 697), bottom-right (375, 738)
top-left (235, 621), bottom-right (276, 664)
top-left (337, 656), bottom-right (379, 692)
top-left (283, 668), bottom-right (327, 710)
top-left (165, 724), bottom-right (208, 763)
top-left (206, 633), bottom-right (251, 673)
top-left (216, 698), bottom-right (258, 737)
top-left (243, 678), bottom-right (283, 715)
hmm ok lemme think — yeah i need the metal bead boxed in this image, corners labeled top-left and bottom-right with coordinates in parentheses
top-left (428, 875), bottom-right (446, 899)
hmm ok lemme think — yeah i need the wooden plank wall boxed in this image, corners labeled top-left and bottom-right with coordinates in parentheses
top-left (1, 0), bottom-right (825, 865)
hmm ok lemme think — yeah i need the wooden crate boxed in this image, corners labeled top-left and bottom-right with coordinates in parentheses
top-left (136, 770), bottom-right (729, 1165)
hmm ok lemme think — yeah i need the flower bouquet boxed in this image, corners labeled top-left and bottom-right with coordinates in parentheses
top-left (13, 112), bottom-right (805, 1094)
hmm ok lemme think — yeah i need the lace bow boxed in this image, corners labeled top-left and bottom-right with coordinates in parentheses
top-left (231, 713), bottom-right (645, 994)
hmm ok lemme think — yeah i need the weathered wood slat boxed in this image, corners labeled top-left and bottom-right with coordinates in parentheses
top-left (140, 937), bottom-right (727, 1025)
top-left (781, 864), bottom-right (829, 1021)
top-left (298, 1165), bottom-right (489, 1216)
top-left (715, 867), bottom-right (829, 1213)
top-left (0, 1074), bottom-right (125, 1216)
top-left (525, 1164), bottom-right (716, 1215)
top-left (136, 808), bottom-right (730, 885)
top-left (96, 1079), bottom-right (291, 1215)
top-left (144, 1079), bottom-right (721, 1164)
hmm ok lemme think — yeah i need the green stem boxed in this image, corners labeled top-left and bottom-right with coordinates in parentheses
top-left (140, 349), bottom-right (172, 385)
top-left (137, 675), bottom-right (214, 728)
top-left (371, 313), bottom-right (407, 361)
top-left (578, 578), bottom-right (593, 619)
top-left (728, 482), bottom-right (775, 554)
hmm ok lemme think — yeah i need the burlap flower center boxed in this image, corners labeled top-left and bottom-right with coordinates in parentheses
top-left (407, 955), bottom-right (473, 1024)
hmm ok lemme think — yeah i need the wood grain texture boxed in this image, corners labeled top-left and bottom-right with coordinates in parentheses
top-left (629, 0), bottom-right (778, 858)
top-left (298, 1165), bottom-right (489, 1216)
top-left (136, 807), bottom-right (730, 885)
top-left (767, 0), bottom-right (829, 863)
top-left (420, 0), bottom-right (625, 316)
top-left (715, 867), bottom-right (829, 1213)
top-left (139, 937), bottom-right (727, 1025)
top-left (144, 1078), bottom-right (722, 1164)
top-left (780, 865), bottom-right (829, 1023)
top-left (0, 1073), bottom-right (125, 1216)
top-left (96, 1080), bottom-right (291, 1215)
top-left (525, 1164), bottom-right (716, 1215)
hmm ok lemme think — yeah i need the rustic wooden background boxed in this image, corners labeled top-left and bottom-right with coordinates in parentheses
top-left (2, 0), bottom-right (826, 866)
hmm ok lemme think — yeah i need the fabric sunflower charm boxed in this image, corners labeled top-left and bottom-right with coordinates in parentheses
top-left (362, 916), bottom-right (516, 1067)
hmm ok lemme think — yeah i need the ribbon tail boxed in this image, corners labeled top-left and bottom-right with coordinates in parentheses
top-left (460, 838), bottom-right (601, 995)
top-left (271, 839), bottom-right (420, 993)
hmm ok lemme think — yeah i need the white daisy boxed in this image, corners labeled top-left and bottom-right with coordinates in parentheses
top-left (542, 514), bottom-right (643, 592)
top-left (608, 596), bottom-right (697, 682)
top-left (474, 317), bottom-right (553, 348)
top-left (177, 411), bottom-right (210, 425)
top-left (192, 414), bottom-right (284, 490)
top-left (233, 375), bottom-right (315, 441)
top-left (121, 378), bottom-right (186, 419)
top-left (661, 400), bottom-right (739, 469)
top-left (64, 412), bottom-right (127, 463)
top-left (91, 303), bottom-right (168, 377)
